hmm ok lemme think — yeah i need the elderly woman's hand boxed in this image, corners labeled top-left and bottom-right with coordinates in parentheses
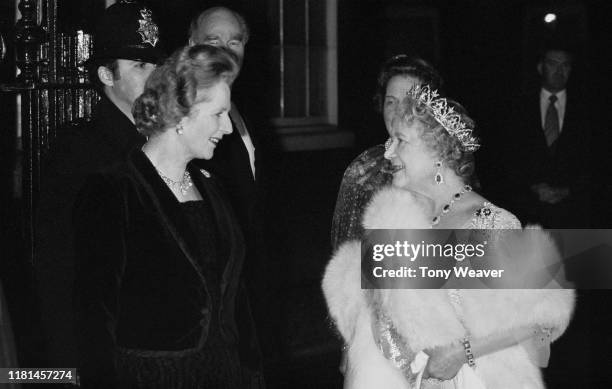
top-left (422, 342), bottom-right (465, 381)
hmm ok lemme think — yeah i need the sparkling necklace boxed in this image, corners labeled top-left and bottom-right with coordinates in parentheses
top-left (431, 184), bottom-right (472, 227)
top-left (156, 168), bottom-right (193, 196)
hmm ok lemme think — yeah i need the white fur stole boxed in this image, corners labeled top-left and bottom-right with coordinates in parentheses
top-left (322, 187), bottom-right (575, 389)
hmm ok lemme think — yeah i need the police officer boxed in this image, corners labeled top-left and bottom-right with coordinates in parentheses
top-left (34, 0), bottom-right (164, 374)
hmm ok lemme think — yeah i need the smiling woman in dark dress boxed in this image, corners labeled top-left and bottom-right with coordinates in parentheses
top-left (73, 44), bottom-right (263, 389)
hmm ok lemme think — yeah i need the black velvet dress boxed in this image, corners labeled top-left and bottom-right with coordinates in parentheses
top-left (116, 199), bottom-right (243, 389)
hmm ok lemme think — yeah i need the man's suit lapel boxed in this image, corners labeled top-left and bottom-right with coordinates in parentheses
top-left (559, 94), bottom-right (580, 139)
top-left (229, 108), bottom-right (249, 153)
top-left (128, 150), bottom-right (206, 284)
top-left (229, 104), bottom-right (257, 183)
top-left (534, 93), bottom-right (543, 128)
top-left (526, 94), bottom-right (549, 153)
top-left (231, 104), bottom-right (260, 150)
top-left (552, 93), bottom-right (579, 155)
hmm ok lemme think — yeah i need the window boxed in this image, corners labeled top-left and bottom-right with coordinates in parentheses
top-left (269, 0), bottom-right (337, 130)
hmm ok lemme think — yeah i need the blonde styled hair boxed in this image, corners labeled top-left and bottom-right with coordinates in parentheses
top-left (133, 44), bottom-right (236, 137)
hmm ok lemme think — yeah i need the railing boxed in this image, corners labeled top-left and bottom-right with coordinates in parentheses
top-left (1, 0), bottom-right (97, 265)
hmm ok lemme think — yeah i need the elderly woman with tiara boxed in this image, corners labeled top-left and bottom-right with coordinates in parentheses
top-left (323, 85), bottom-right (574, 388)
top-left (331, 54), bottom-right (443, 251)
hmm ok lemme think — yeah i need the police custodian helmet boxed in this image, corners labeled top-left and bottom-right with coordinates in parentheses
top-left (90, 0), bottom-right (165, 64)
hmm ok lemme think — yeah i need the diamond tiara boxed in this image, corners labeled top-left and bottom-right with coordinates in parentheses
top-left (408, 85), bottom-right (480, 152)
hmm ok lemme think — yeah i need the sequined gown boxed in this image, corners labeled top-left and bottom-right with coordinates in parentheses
top-left (331, 145), bottom-right (391, 250)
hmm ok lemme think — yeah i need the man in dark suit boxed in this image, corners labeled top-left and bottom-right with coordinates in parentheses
top-left (507, 46), bottom-right (597, 388)
top-left (508, 46), bottom-right (590, 229)
top-left (35, 1), bottom-right (164, 369)
top-left (188, 7), bottom-right (265, 286)
top-left (187, 7), bottom-right (269, 375)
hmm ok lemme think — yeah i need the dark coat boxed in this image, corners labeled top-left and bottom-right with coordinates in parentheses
top-left (35, 95), bottom-right (144, 367)
top-left (506, 90), bottom-right (591, 228)
top-left (73, 148), bottom-right (261, 388)
top-left (195, 104), bottom-right (266, 288)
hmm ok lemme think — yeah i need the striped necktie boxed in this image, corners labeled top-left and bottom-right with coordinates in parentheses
top-left (544, 94), bottom-right (559, 147)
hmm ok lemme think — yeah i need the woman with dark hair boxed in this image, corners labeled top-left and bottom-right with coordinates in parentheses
top-left (323, 86), bottom-right (574, 388)
top-left (331, 54), bottom-right (443, 250)
top-left (73, 44), bottom-right (263, 388)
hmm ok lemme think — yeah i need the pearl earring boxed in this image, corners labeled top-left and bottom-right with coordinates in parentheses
top-left (176, 123), bottom-right (184, 135)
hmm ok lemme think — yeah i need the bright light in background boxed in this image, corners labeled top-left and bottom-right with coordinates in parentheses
top-left (544, 13), bottom-right (557, 23)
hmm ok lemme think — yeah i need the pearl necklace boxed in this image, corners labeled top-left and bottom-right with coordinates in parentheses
top-left (431, 184), bottom-right (472, 226)
top-left (156, 168), bottom-right (193, 196)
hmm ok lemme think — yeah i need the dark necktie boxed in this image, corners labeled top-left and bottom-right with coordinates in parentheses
top-left (544, 94), bottom-right (559, 147)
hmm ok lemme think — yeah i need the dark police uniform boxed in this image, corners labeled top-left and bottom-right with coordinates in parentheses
top-left (34, 0), bottom-right (162, 373)
top-left (35, 95), bottom-right (145, 368)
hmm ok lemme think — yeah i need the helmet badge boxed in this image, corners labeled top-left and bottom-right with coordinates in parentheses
top-left (137, 8), bottom-right (159, 47)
